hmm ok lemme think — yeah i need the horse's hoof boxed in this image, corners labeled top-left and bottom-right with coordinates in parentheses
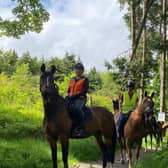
top-left (120, 159), bottom-right (125, 164)
top-left (106, 163), bottom-right (114, 168)
top-left (128, 164), bottom-right (132, 168)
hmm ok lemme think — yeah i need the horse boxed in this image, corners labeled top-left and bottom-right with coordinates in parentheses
top-left (124, 92), bottom-right (159, 168)
top-left (144, 121), bottom-right (163, 152)
top-left (39, 64), bottom-right (116, 168)
top-left (112, 99), bottom-right (125, 164)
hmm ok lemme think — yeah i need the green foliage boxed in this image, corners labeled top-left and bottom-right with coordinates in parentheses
top-left (0, 63), bottom-right (42, 113)
top-left (97, 72), bottom-right (120, 98)
top-left (0, 0), bottom-right (49, 38)
top-left (17, 51), bottom-right (42, 75)
top-left (62, 53), bottom-right (76, 75)
top-left (105, 54), bottom-right (158, 93)
top-left (0, 50), bottom-right (18, 75)
top-left (134, 149), bottom-right (168, 168)
top-left (57, 73), bottom-right (75, 96)
top-left (87, 67), bottom-right (102, 93)
top-left (90, 94), bottom-right (113, 112)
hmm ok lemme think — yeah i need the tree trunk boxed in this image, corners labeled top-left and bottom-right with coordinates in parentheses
top-left (131, 0), bottom-right (136, 59)
top-left (160, 0), bottom-right (167, 112)
top-left (140, 0), bottom-right (148, 102)
top-left (130, 0), bottom-right (154, 61)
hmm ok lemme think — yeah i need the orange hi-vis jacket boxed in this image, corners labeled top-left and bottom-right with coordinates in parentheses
top-left (67, 77), bottom-right (89, 97)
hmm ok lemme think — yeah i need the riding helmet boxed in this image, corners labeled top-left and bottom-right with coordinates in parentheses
top-left (74, 62), bottom-right (84, 72)
top-left (127, 79), bottom-right (135, 88)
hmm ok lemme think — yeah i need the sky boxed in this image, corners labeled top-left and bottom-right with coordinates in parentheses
top-left (0, 0), bottom-right (131, 71)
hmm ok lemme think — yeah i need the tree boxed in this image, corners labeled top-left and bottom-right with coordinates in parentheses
top-left (87, 67), bottom-right (102, 92)
top-left (17, 51), bottom-right (41, 74)
top-left (62, 53), bottom-right (76, 75)
top-left (140, 0), bottom-right (147, 101)
top-left (160, 0), bottom-right (167, 112)
top-left (131, 0), bottom-right (155, 60)
top-left (105, 57), bottom-right (128, 91)
top-left (0, 49), bottom-right (18, 75)
top-left (0, 0), bottom-right (49, 38)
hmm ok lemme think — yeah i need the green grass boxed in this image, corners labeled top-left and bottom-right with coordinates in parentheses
top-left (0, 105), bottom-right (100, 168)
top-left (133, 149), bottom-right (168, 168)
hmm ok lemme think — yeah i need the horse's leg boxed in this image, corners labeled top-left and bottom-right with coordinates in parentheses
top-left (144, 136), bottom-right (147, 152)
top-left (150, 134), bottom-right (152, 150)
top-left (118, 138), bottom-right (125, 164)
top-left (94, 133), bottom-right (107, 168)
top-left (104, 138), bottom-right (114, 168)
top-left (136, 139), bottom-right (142, 162)
top-left (126, 139), bottom-right (132, 168)
top-left (104, 126), bottom-right (116, 168)
top-left (60, 135), bottom-right (69, 168)
top-left (48, 137), bottom-right (57, 168)
top-left (155, 132), bottom-right (161, 151)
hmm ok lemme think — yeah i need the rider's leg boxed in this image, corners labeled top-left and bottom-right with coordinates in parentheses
top-left (117, 113), bottom-right (125, 138)
top-left (74, 98), bottom-right (86, 135)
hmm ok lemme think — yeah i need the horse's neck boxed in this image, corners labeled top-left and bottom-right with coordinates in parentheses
top-left (42, 94), bottom-right (66, 120)
top-left (136, 102), bottom-right (146, 114)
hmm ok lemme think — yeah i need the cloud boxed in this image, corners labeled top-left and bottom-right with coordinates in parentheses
top-left (0, 0), bottom-right (131, 71)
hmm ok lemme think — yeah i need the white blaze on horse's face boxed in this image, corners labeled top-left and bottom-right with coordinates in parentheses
top-left (40, 72), bottom-right (55, 94)
top-left (144, 106), bottom-right (150, 113)
top-left (142, 96), bottom-right (154, 114)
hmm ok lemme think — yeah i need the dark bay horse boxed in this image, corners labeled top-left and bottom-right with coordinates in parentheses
top-left (144, 121), bottom-right (168, 151)
top-left (124, 92), bottom-right (158, 168)
top-left (40, 64), bottom-right (116, 168)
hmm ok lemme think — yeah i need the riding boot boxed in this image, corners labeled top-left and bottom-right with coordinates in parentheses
top-left (74, 110), bottom-right (85, 136)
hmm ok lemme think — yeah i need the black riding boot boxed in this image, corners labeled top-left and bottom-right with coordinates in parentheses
top-left (74, 110), bottom-right (85, 136)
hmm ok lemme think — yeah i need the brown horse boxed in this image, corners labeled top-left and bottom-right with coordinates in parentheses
top-left (39, 64), bottom-right (116, 168)
top-left (124, 92), bottom-right (158, 168)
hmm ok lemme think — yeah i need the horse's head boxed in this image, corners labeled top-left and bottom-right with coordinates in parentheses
top-left (112, 99), bottom-right (119, 112)
top-left (141, 91), bottom-right (155, 115)
top-left (40, 64), bottom-right (58, 96)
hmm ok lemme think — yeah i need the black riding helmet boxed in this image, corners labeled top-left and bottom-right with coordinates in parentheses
top-left (74, 62), bottom-right (84, 72)
top-left (127, 79), bottom-right (135, 88)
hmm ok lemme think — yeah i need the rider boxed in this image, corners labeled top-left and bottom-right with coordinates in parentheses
top-left (67, 62), bottom-right (89, 136)
top-left (117, 79), bottom-right (139, 138)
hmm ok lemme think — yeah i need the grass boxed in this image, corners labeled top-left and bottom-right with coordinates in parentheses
top-left (133, 149), bottom-right (168, 168)
top-left (133, 132), bottom-right (168, 168)
top-left (0, 105), bottom-right (100, 168)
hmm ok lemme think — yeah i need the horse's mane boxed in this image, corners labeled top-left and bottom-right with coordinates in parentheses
top-left (42, 90), bottom-right (67, 117)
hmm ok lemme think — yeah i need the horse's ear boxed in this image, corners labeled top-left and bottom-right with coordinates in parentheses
top-left (151, 92), bottom-right (154, 98)
top-left (144, 91), bottom-right (147, 97)
top-left (41, 64), bottom-right (45, 73)
top-left (50, 65), bottom-right (56, 74)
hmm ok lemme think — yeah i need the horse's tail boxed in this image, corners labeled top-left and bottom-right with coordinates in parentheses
top-left (111, 119), bottom-right (117, 163)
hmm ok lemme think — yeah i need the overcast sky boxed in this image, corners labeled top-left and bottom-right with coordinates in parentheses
top-left (0, 0), bottom-right (131, 71)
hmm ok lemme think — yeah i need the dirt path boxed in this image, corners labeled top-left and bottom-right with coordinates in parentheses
top-left (70, 149), bottom-right (153, 168)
